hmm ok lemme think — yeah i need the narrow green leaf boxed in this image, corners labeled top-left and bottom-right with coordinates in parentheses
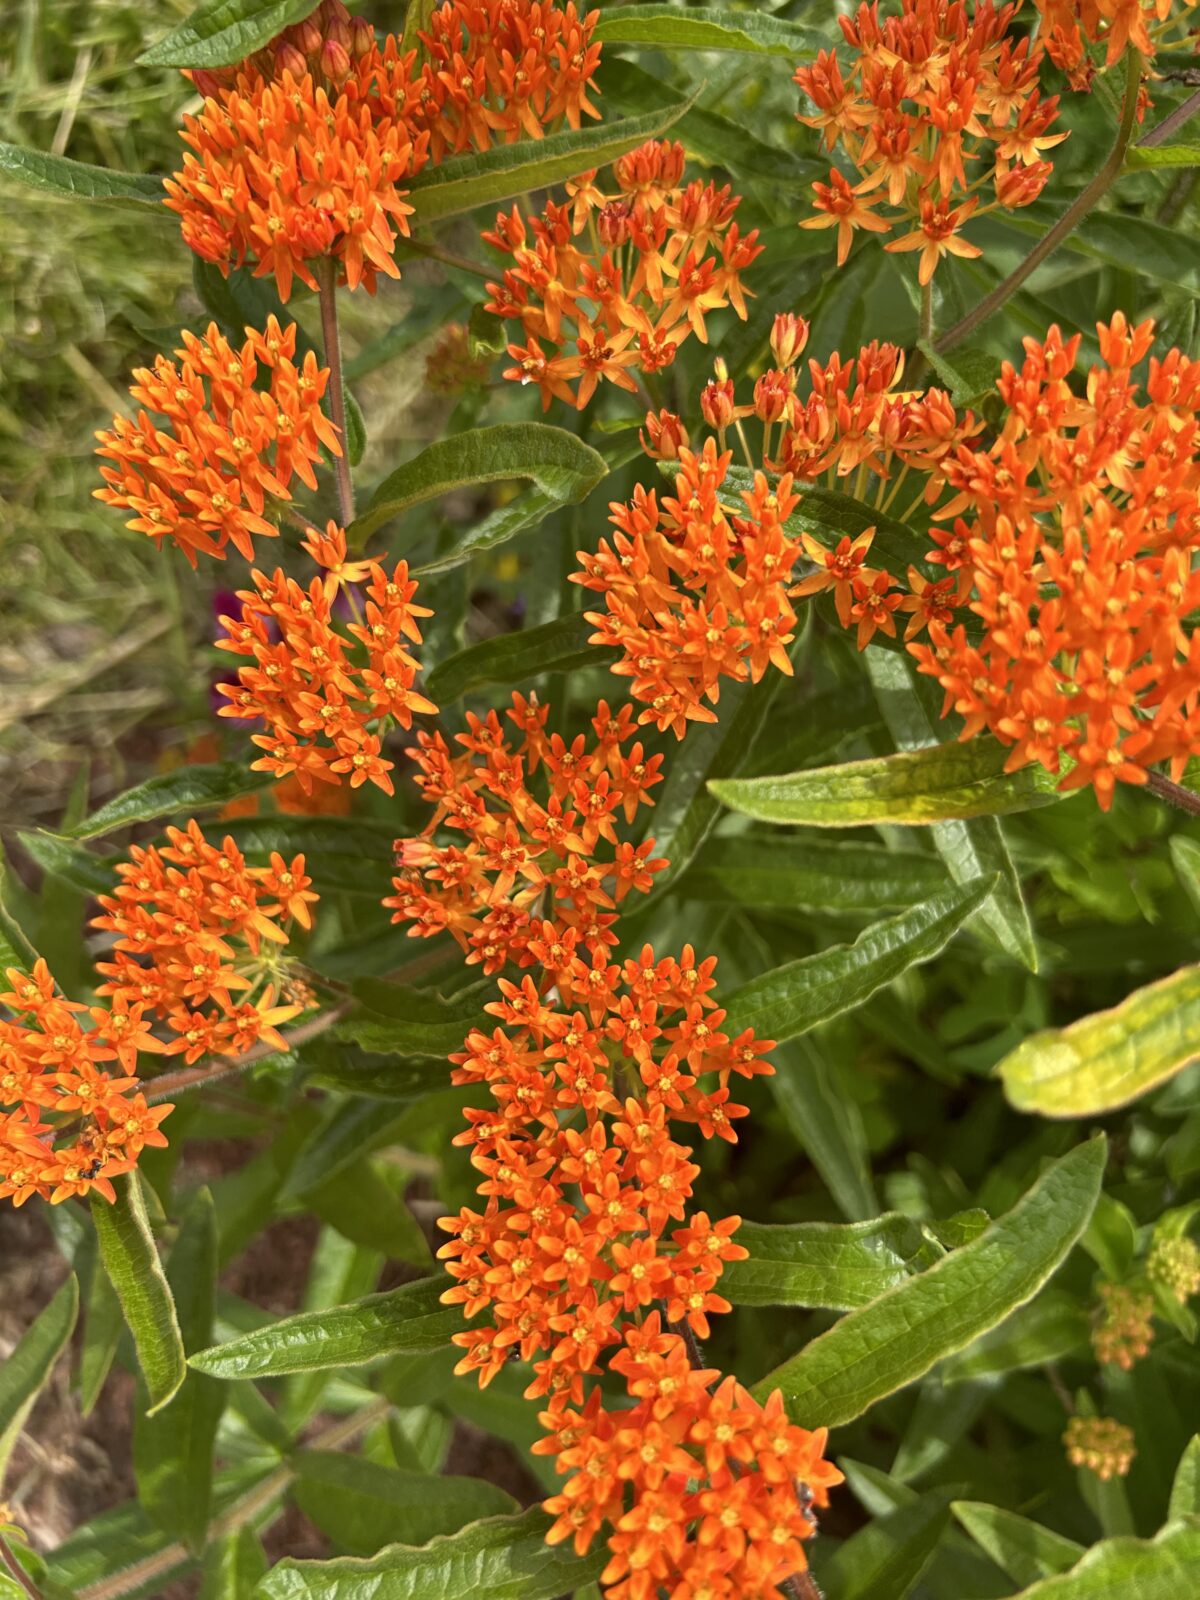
top-left (66, 763), bottom-right (271, 840)
top-left (0, 1276), bottom-right (78, 1479)
top-left (425, 614), bottom-right (612, 704)
top-left (1169, 1436), bottom-right (1200, 1520)
top-left (997, 1521), bottom-right (1200, 1598)
top-left (283, 1231), bottom-right (385, 1430)
top-left (79, 1249), bottom-right (124, 1417)
top-left (139, 0), bottom-right (321, 68)
top-left (952, 1503), bottom-right (1083, 1588)
top-left (405, 98), bottom-right (695, 226)
top-left (190, 1277), bottom-right (463, 1379)
top-left (999, 963), bottom-right (1200, 1117)
top-left (17, 830), bottom-right (116, 896)
top-left (711, 739), bottom-right (1061, 825)
top-left (200, 1528), bottom-right (269, 1600)
top-left (868, 650), bottom-right (1037, 969)
top-left (351, 423), bottom-right (606, 548)
top-left (594, 4), bottom-right (819, 54)
top-left (723, 877), bottom-right (995, 1044)
top-left (92, 1175), bottom-right (187, 1415)
top-left (0, 141), bottom-right (166, 209)
top-left (309, 1160), bottom-right (431, 1265)
top-left (769, 1038), bottom-right (879, 1222)
top-left (222, 814), bottom-right (399, 896)
top-left (819, 1487), bottom-right (954, 1600)
top-left (938, 1290), bottom-right (1090, 1382)
top-left (293, 1451), bottom-right (516, 1557)
top-left (134, 1190), bottom-right (225, 1551)
top-left (334, 977), bottom-right (488, 1058)
top-left (684, 834), bottom-right (949, 912)
top-left (722, 1214), bottom-right (939, 1310)
top-left (253, 1507), bottom-right (606, 1599)
top-left (281, 1098), bottom-right (408, 1202)
top-left (1126, 142), bottom-right (1200, 170)
top-left (0, 851), bottom-right (39, 970)
top-left (754, 1136), bottom-right (1105, 1425)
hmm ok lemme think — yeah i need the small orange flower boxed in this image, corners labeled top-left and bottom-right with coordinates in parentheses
top-left (1036, 0), bottom-right (1198, 82)
top-left (94, 319), bottom-right (340, 565)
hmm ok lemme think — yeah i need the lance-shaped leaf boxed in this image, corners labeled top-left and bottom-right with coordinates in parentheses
top-left (190, 1277), bottom-right (464, 1379)
top-left (0, 1276), bottom-right (78, 1479)
top-left (133, 1190), bottom-right (225, 1551)
top-left (683, 835), bottom-right (949, 913)
top-left (952, 1503), bottom-right (1084, 1588)
top-left (93, 1175), bottom-right (187, 1415)
top-left (0, 141), bottom-right (167, 209)
top-left (995, 1520), bottom-right (1200, 1598)
top-left (200, 1529), bottom-right (268, 1600)
top-left (17, 830), bottom-right (116, 896)
top-left (753, 1135), bottom-right (1105, 1426)
top-left (140, 0), bottom-right (322, 68)
top-left (721, 1215), bottom-right (941, 1311)
top-left (818, 1487), bottom-right (954, 1600)
top-left (1126, 142), bottom-right (1200, 170)
top-left (594, 4), bottom-right (819, 54)
top-left (711, 739), bottom-right (1061, 826)
top-left (1169, 1435), bottom-right (1200, 1520)
top-left (868, 649), bottom-right (1036, 969)
top-left (999, 963), bottom-right (1200, 1117)
top-left (292, 1452), bottom-right (516, 1557)
top-left (65, 763), bottom-right (271, 840)
top-left (334, 977), bottom-right (490, 1058)
top-left (405, 97), bottom-right (695, 226)
top-left (722, 877), bottom-right (995, 1044)
top-left (254, 1507), bottom-right (607, 1600)
top-left (770, 1039), bottom-right (879, 1223)
top-left (425, 614), bottom-right (614, 704)
top-left (350, 423), bottom-right (607, 548)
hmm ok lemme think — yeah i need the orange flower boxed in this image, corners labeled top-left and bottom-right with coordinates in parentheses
top-left (796, 0), bottom-right (1066, 279)
top-left (0, 959), bottom-right (171, 1208)
top-left (483, 140), bottom-right (762, 409)
top-left (216, 529), bottom-right (436, 796)
top-left (92, 820), bottom-right (318, 1064)
top-left (165, 1), bottom-right (429, 299)
top-left (94, 319), bottom-right (340, 565)
top-left (410, 0), bottom-right (602, 160)
top-left (1036, 0), bottom-right (1198, 82)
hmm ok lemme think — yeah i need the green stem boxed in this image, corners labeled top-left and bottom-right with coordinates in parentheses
top-left (936, 50), bottom-right (1144, 355)
top-left (0, 1536), bottom-right (42, 1600)
top-left (315, 256), bottom-right (356, 528)
top-left (919, 277), bottom-right (934, 347)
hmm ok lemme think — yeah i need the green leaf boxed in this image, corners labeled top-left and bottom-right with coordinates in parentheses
top-left (281, 1098), bottom-right (407, 1203)
top-left (292, 1451), bottom-right (516, 1557)
top-left (722, 1214), bottom-right (940, 1310)
top-left (0, 1276), bottom-right (78, 1480)
top-left (0, 141), bottom-right (166, 209)
top-left (0, 851), bottom-right (39, 971)
top-left (92, 1175), bottom-right (187, 1415)
top-left (134, 1190), bottom-right (225, 1551)
top-left (819, 1487), bottom-right (955, 1600)
top-left (711, 739), bottom-right (1061, 825)
top-left (66, 762), bottom-right (271, 840)
top-left (79, 1249), bottom-right (124, 1417)
top-left (405, 98), bottom-right (696, 227)
top-left (190, 1277), bottom-right (463, 1379)
top-left (593, 4), bottom-right (818, 55)
top-left (868, 650), bottom-right (1037, 969)
top-left (997, 1521), bottom-right (1200, 1598)
top-left (345, 390), bottom-right (367, 469)
top-left (1125, 142), bottom-right (1200, 170)
top-left (308, 1160), bottom-right (431, 1265)
top-left (253, 1507), bottom-right (606, 1599)
top-left (999, 962), bottom-right (1200, 1117)
top-left (684, 834), bottom-right (949, 912)
top-left (335, 977), bottom-right (488, 1058)
top-left (424, 614), bottom-right (612, 704)
top-left (17, 830), bottom-right (116, 896)
top-left (139, 0), bottom-right (322, 68)
top-left (769, 1038), bottom-right (879, 1222)
top-left (754, 1136), bottom-right (1106, 1425)
top-left (200, 1529), bottom-right (269, 1600)
top-left (722, 877), bottom-right (995, 1044)
top-left (350, 423), bottom-right (607, 549)
top-left (952, 1503), bottom-right (1083, 1587)
top-left (937, 1290), bottom-right (1090, 1382)
top-left (1169, 1436), bottom-right (1200, 1520)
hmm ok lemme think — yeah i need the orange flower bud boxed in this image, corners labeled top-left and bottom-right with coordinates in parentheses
top-left (770, 312), bottom-right (809, 368)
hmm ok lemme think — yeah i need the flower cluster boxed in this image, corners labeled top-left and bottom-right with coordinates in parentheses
top-left (483, 139), bottom-right (763, 408)
top-left (94, 319), bottom-right (340, 566)
top-left (216, 524), bottom-right (436, 795)
top-left (410, 0), bottom-right (602, 159)
top-left (796, 0), bottom-right (1065, 281)
top-left (1, 961), bottom-right (171, 1207)
top-left (92, 820), bottom-right (318, 1065)
top-left (164, 0), bottom-right (429, 298)
top-left (1036, 0), bottom-right (1199, 84)
top-left (1092, 1281), bottom-right (1155, 1369)
top-left (385, 695), bottom-right (665, 970)
top-left (577, 317), bottom-right (977, 734)
top-left (436, 928), bottom-right (840, 1596)
top-left (910, 316), bottom-right (1200, 808)
top-left (1148, 1232), bottom-right (1200, 1301)
top-left (1064, 1415), bottom-right (1136, 1480)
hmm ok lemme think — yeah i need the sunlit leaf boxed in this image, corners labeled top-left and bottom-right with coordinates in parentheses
top-left (93, 1175), bottom-right (187, 1415)
top-left (722, 1214), bottom-right (941, 1310)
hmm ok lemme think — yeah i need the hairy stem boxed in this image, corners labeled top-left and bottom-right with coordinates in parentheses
top-left (315, 256), bottom-right (356, 528)
top-left (1138, 84), bottom-right (1200, 148)
top-left (937, 50), bottom-right (1143, 354)
top-left (143, 999), bottom-right (351, 1105)
top-left (1145, 769), bottom-right (1200, 816)
top-left (402, 234), bottom-right (493, 280)
top-left (0, 1535), bottom-right (42, 1600)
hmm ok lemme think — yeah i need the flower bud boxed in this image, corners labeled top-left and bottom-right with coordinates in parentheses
top-left (321, 38), bottom-right (352, 85)
top-left (701, 378), bottom-right (736, 432)
top-left (770, 313), bottom-right (809, 369)
top-left (1064, 1416), bottom-right (1135, 1482)
top-left (598, 200), bottom-right (632, 248)
top-left (190, 69), bottom-right (223, 101)
top-left (641, 409), bottom-right (689, 461)
top-left (296, 18), bottom-right (324, 56)
top-left (754, 370), bottom-right (795, 427)
top-left (274, 41), bottom-right (309, 81)
top-left (350, 15), bottom-right (375, 56)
